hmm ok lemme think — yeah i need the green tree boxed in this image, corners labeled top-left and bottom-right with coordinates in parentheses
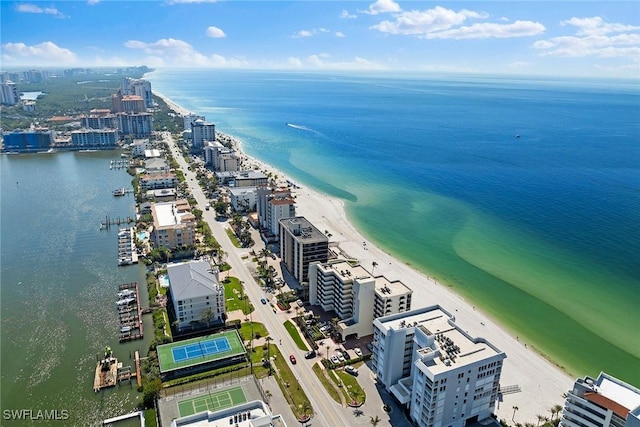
top-left (200, 307), bottom-right (215, 327)
top-left (370, 415), bottom-right (381, 427)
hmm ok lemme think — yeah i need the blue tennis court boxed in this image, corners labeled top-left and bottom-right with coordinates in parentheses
top-left (171, 337), bottom-right (231, 363)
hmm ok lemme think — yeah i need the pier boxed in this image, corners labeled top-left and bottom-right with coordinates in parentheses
top-left (93, 347), bottom-right (118, 392)
top-left (109, 159), bottom-right (131, 170)
top-left (117, 282), bottom-right (144, 342)
top-left (117, 227), bottom-right (139, 265)
top-left (100, 215), bottom-right (136, 231)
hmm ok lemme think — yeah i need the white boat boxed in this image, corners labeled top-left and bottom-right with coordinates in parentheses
top-left (120, 326), bottom-right (132, 333)
top-left (113, 188), bottom-right (126, 196)
top-left (116, 297), bottom-right (136, 306)
top-left (118, 289), bottom-right (135, 298)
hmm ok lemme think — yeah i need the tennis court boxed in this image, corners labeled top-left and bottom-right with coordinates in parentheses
top-left (177, 386), bottom-right (247, 417)
top-left (157, 330), bottom-right (245, 374)
top-left (171, 337), bottom-right (231, 363)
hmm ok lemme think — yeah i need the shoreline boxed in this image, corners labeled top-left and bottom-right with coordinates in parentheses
top-left (154, 91), bottom-right (574, 423)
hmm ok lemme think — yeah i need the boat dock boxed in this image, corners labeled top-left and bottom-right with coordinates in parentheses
top-left (110, 159), bottom-right (130, 170)
top-left (113, 187), bottom-right (133, 197)
top-left (93, 347), bottom-right (142, 392)
top-left (100, 215), bottom-right (135, 231)
top-left (117, 282), bottom-right (143, 342)
top-left (118, 227), bottom-right (138, 266)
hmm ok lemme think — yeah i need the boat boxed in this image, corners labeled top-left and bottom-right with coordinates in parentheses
top-left (113, 188), bottom-right (126, 196)
top-left (116, 297), bottom-right (136, 306)
top-left (120, 326), bottom-right (132, 333)
top-left (120, 153), bottom-right (128, 158)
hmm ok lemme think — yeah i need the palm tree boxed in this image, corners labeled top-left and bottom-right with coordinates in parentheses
top-left (371, 261), bottom-right (378, 275)
top-left (370, 415), bottom-right (381, 427)
top-left (264, 336), bottom-right (273, 375)
top-left (351, 388), bottom-right (362, 405)
top-left (551, 404), bottom-right (563, 421)
top-left (512, 406), bottom-right (519, 422)
top-left (536, 414), bottom-right (546, 426)
top-left (264, 389), bottom-right (272, 403)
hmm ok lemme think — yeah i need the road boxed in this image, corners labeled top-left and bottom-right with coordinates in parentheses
top-left (162, 132), bottom-right (349, 427)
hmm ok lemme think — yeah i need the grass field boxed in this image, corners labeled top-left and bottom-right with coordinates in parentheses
top-left (157, 330), bottom-right (245, 373)
top-left (177, 386), bottom-right (247, 417)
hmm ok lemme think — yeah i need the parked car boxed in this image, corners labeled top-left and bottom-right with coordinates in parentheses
top-left (342, 350), bottom-right (351, 360)
top-left (260, 298), bottom-right (267, 304)
top-left (345, 366), bottom-right (358, 376)
top-left (304, 350), bottom-right (316, 359)
top-left (330, 355), bottom-right (339, 364)
top-left (319, 325), bottom-right (330, 333)
top-left (289, 354), bottom-right (297, 364)
top-left (337, 352), bottom-right (345, 362)
top-left (354, 347), bottom-right (363, 357)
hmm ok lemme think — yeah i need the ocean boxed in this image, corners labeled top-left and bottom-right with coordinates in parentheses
top-left (0, 151), bottom-right (153, 425)
top-left (147, 69), bottom-right (640, 385)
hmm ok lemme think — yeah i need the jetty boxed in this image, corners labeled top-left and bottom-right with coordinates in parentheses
top-left (113, 187), bottom-right (133, 197)
top-left (100, 215), bottom-right (135, 231)
top-left (109, 159), bottom-right (130, 170)
top-left (117, 227), bottom-right (138, 266)
top-left (117, 282), bottom-right (143, 342)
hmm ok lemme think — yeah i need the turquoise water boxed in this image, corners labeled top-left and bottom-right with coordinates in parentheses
top-left (148, 70), bottom-right (640, 385)
top-left (1, 152), bottom-right (153, 425)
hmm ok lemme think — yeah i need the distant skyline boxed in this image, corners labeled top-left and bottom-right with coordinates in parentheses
top-left (1, 0), bottom-right (639, 78)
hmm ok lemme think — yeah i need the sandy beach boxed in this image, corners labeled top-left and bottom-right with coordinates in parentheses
top-left (156, 92), bottom-right (574, 423)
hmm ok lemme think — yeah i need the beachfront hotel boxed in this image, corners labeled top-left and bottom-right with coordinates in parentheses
top-left (308, 259), bottom-right (412, 340)
top-left (279, 217), bottom-right (329, 287)
top-left (166, 260), bottom-right (225, 331)
top-left (372, 306), bottom-right (505, 427)
top-left (559, 372), bottom-right (640, 427)
top-left (150, 200), bottom-right (196, 249)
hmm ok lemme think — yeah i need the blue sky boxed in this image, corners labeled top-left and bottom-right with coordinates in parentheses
top-left (1, 0), bottom-right (638, 77)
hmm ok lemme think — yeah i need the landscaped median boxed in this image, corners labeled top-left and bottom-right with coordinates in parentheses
top-left (283, 320), bottom-right (309, 351)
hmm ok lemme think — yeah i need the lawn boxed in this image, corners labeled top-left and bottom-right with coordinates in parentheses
top-left (283, 320), bottom-right (309, 351)
top-left (239, 321), bottom-right (269, 343)
top-left (312, 363), bottom-right (341, 404)
top-left (225, 228), bottom-right (241, 248)
top-left (223, 277), bottom-right (254, 315)
top-left (334, 368), bottom-right (366, 405)
top-left (270, 344), bottom-right (313, 419)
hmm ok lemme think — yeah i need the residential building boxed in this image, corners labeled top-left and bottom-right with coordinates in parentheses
top-left (145, 158), bottom-right (169, 174)
top-left (228, 187), bottom-right (257, 212)
top-left (22, 100), bottom-right (36, 112)
top-left (183, 114), bottom-right (205, 134)
top-left (168, 400), bottom-right (288, 427)
top-left (372, 306), bottom-right (506, 427)
top-left (2, 129), bottom-right (53, 152)
top-left (257, 186), bottom-right (296, 239)
top-left (216, 170), bottom-right (268, 188)
top-left (150, 200), bottom-right (196, 249)
top-left (131, 139), bottom-right (150, 157)
top-left (1, 81), bottom-right (18, 105)
top-left (112, 92), bottom-right (146, 113)
top-left (121, 77), bottom-right (153, 108)
top-left (279, 217), bottom-right (328, 286)
top-left (117, 112), bottom-right (153, 138)
top-left (146, 188), bottom-right (176, 202)
top-left (140, 172), bottom-right (178, 190)
top-left (71, 128), bottom-right (119, 148)
top-left (144, 148), bottom-right (161, 158)
top-left (191, 119), bottom-right (216, 151)
top-left (167, 260), bottom-right (225, 331)
top-left (308, 260), bottom-right (412, 339)
top-left (81, 114), bottom-right (117, 129)
top-left (560, 372), bottom-right (640, 427)
top-left (203, 140), bottom-right (225, 166)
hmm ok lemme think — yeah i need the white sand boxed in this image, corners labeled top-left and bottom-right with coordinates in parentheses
top-left (157, 92), bottom-right (574, 423)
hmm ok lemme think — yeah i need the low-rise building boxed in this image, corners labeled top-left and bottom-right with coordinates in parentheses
top-left (228, 186), bottom-right (257, 212)
top-left (140, 172), bottom-right (178, 190)
top-left (150, 199), bottom-right (196, 249)
top-left (131, 139), bottom-right (150, 157)
top-left (560, 372), bottom-right (640, 427)
top-left (169, 400), bottom-right (287, 427)
top-left (372, 306), bottom-right (506, 427)
top-left (167, 260), bottom-right (225, 331)
top-left (145, 157), bottom-right (169, 174)
top-left (216, 170), bottom-right (269, 188)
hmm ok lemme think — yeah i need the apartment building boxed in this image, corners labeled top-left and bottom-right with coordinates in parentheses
top-left (131, 139), bottom-right (150, 157)
top-left (560, 372), bottom-right (640, 427)
top-left (372, 306), bottom-right (506, 427)
top-left (1, 81), bottom-right (19, 105)
top-left (121, 77), bottom-right (153, 108)
top-left (151, 200), bottom-right (196, 249)
top-left (279, 217), bottom-right (329, 286)
top-left (228, 186), bottom-right (257, 212)
top-left (191, 119), bottom-right (216, 151)
top-left (139, 172), bottom-right (178, 190)
top-left (117, 112), bottom-right (153, 138)
top-left (71, 128), bottom-right (119, 147)
top-left (308, 260), bottom-right (412, 339)
top-left (216, 171), bottom-right (268, 188)
top-left (167, 260), bottom-right (225, 331)
top-left (2, 129), bottom-right (53, 151)
top-left (81, 114), bottom-right (117, 129)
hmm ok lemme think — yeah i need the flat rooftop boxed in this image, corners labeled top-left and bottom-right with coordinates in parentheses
top-left (280, 217), bottom-right (327, 243)
top-left (316, 260), bottom-right (370, 281)
top-left (154, 201), bottom-right (193, 228)
top-left (379, 306), bottom-right (503, 373)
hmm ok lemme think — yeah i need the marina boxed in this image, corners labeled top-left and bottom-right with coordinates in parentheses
top-left (117, 282), bottom-right (143, 342)
top-left (117, 227), bottom-right (139, 265)
top-left (109, 159), bottom-right (131, 170)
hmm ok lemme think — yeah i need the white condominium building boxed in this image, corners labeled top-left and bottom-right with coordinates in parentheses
top-left (167, 260), bottom-right (225, 331)
top-left (191, 119), bottom-right (216, 150)
top-left (560, 372), bottom-right (640, 427)
top-left (308, 260), bottom-right (412, 340)
top-left (372, 306), bottom-right (506, 427)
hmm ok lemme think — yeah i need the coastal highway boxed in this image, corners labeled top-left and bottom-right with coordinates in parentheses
top-left (161, 132), bottom-right (349, 427)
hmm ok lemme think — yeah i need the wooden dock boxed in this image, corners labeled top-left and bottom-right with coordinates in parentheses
top-left (117, 282), bottom-right (143, 342)
top-left (93, 347), bottom-right (118, 392)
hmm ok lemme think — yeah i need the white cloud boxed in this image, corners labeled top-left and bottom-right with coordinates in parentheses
top-left (335, 32), bottom-right (346, 38)
top-left (1, 41), bottom-right (77, 65)
top-left (124, 37), bottom-right (246, 67)
top-left (292, 28), bottom-right (330, 39)
top-left (287, 53), bottom-right (384, 70)
top-left (534, 16), bottom-right (640, 63)
top-left (362, 0), bottom-right (401, 16)
top-left (426, 21), bottom-right (545, 40)
top-left (87, 0), bottom-right (100, 5)
top-left (206, 26), bottom-right (226, 38)
top-left (371, 6), bottom-right (488, 36)
top-left (340, 10), bottom-right (357, 19)
top-left (15, 3), bottom-right (66, 18)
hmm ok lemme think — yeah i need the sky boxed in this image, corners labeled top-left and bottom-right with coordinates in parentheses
top-left (1, 0), bottom-right (639, 78)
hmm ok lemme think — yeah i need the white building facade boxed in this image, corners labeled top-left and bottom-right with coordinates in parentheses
top-left (191, 119), bottom-right (216, 151)
top-left (372, 306), bottom-right (506, 427)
